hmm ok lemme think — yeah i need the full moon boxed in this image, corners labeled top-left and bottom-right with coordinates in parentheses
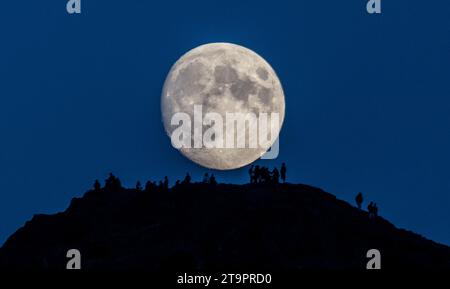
top-left (161, 43), bottom-right (285, 170)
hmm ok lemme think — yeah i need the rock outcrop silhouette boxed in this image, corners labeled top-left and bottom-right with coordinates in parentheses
top-left (1, 181), bottom-right (449, 271)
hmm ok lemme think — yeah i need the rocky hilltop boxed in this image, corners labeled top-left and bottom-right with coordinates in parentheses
top-left (1, 182), bottom-right (449, 271)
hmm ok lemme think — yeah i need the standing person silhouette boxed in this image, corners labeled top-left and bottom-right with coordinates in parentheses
top-left (261, 167), bottom-right (270, 183)
top-left (203, 173), bottom-right (209, 183)
top-left (367, 202), bottom-right (374, 219)
top-left (248, 165), bottom-right (255, 184)
top-left (145, 181), bottom-right (153, 192)
top-left (163, 176), bottom-right (169, 190)
top-left (93, 180), bottom-right (101, 191)
top-left (254, 165), bottom-right (261, 183)
top-left (136, 181), bottom-right (142, 190)
top-left (183, 173), bottom-right (191, 184)
top-left (272, 168), bottom-right (280, 184)
top-left (280, 163), bottom-right (287, 183)
top-left (373, 203), bottom-right (379, 218)
top-left (355, 192), bottom-right (363, 209)
top-left (209, 174), bottom-right (217, 185)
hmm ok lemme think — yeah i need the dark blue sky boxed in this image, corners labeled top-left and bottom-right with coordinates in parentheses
top-left (1, 0), bottom-right (449, 246)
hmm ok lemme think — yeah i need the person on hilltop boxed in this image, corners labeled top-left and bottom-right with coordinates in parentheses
top-left (93, 179), bottom-right (101, 191)
top-left (261, 167), bottom-right (271, 183)
top-left (373, 203), bottom-right (379, 218)
top-left (248, 165), bottom-right (255, 184)
top-left (136, 181), bottom-right (142, 191)
top-left (280, 163), bottom-right (287, 183)
top-left (145, 180), bottom-right (154, 192)
top-left (355, 192), bottom-right (363, 210)
top-left (182, 173), bottom-right (191, 185)
top-left (163, 176), bottom-right (169, 190)
top-left (203, 173), bottom-right (209, 184)
top-left (368, 202), bottom-right (375, 219)
top-left (209, 174), bottom-right (217, 186)
top-left (254, 165), bottom-right (261, 183)
top-left (272, 167), bottom-right (280, 184)
top-left (105, 173), bottom-right (122, 191)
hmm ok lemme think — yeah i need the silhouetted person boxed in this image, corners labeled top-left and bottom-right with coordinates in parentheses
top-left (182, 173), bottom-right (191, 185)
top-left (145, 181), bottom-right (153, 192)
top-left (272, 168), bottom-right (280, 184)
top-left (93, 179), bottom-right (101, 191)
top-left (115, 178), bottom-right (122, 189)
top-left (254, 166), bottom-right (261, 183)
top-left (203, 173), bottom-right (209, 183)
top-left (260, 167), bottom-right (265, 183)
top-left (105, 173), bottom-right (122, 191)
top-left (368, 202), bottom-right (375, 219)
top-left (355, 192), bottom-right (363, 209)
top-left (163, 176), bottom-right (169, 190)
top-left (209, 174), bottom-right (217, 186)
top-left (105, 173), bottom-right (114, 189)
top-left (373, 203), bottom-right (379, 218)
top-left (175, 180), bottom-right (180, 186)
top-left (249, 165), bottom-right (255, 184)
top-left (280, 163), bottom-right (286, 183)
top-left (261, 167), bottom-right (271, 183)
top-left (136, 181), bottom-right (142, 191)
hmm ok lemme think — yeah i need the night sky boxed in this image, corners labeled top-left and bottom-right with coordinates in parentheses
top-left (1, 0), bottom-right (449, 246)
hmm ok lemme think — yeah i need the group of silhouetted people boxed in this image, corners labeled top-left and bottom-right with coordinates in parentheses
top-left (94, 164), bottom-right (288, 194)
top-left (96, 163), bottom-right (288, 193)
top-left (96, 171), bottom-right (381, 221)
top-left (102, 173), bottom-right (122, 191)
top-left (137, 177), bottom-right (170, 192)
top-left (367, 202), bottom-right (379, 219)
top-left (202, 173), bottom-right (217, 185)
top-left (171, 172), bottom-right (216, 186)
top-left (355, 192), bottom-right (379, 219)
top-left (248, 163), bottom-right (286, 184)
top-left (93, 172), bottom-right (222, 193)
top-left (94, 173), bottom-right (170, 194)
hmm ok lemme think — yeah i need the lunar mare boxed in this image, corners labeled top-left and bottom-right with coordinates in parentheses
top-left (161, 43), bottom-right (285, 170)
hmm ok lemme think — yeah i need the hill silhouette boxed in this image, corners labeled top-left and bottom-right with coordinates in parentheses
top-left (0, 178), bottom-right (449, 271)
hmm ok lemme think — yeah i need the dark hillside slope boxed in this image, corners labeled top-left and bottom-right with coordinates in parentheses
top-left (1, 183), bottom-right (449, 271)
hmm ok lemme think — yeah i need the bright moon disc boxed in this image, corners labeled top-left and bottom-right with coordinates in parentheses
top-left (161, 43), bottom-right (285, 170)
